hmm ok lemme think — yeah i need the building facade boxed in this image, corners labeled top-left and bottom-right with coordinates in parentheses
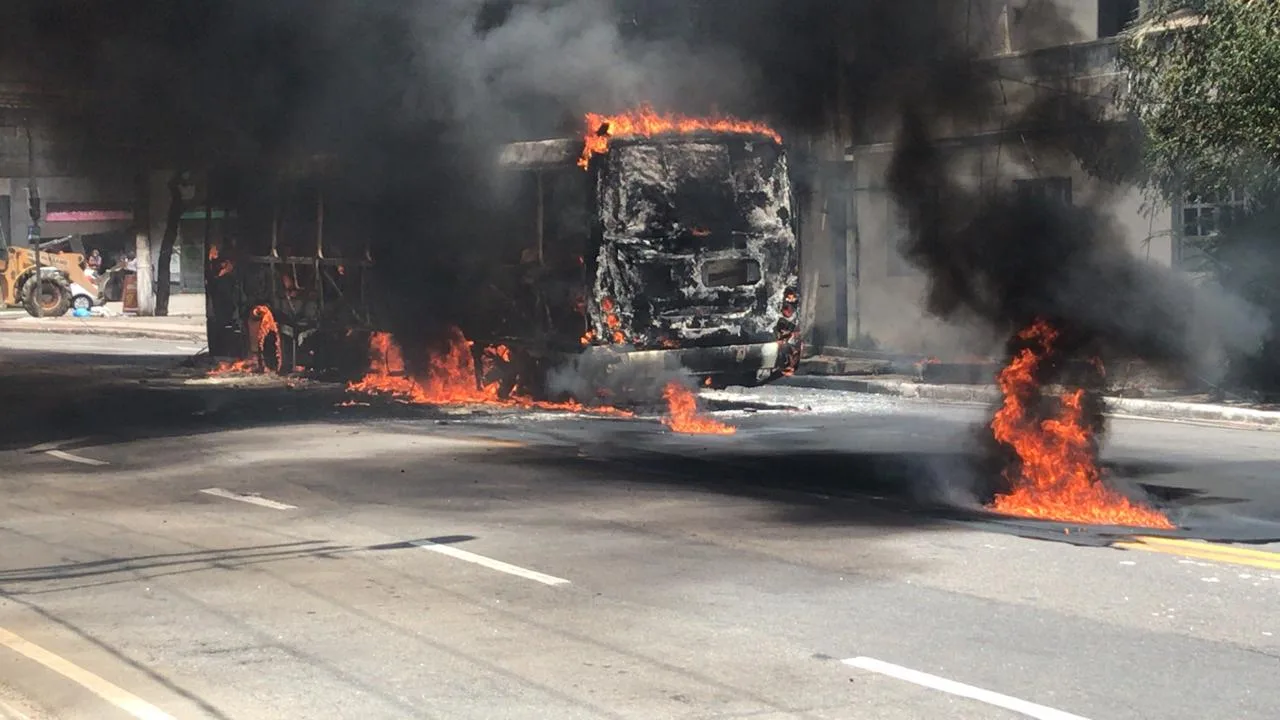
top-left (0, 82), bottom-right (207, 294)
top-left (802, 0), bottom-right (1219, 357)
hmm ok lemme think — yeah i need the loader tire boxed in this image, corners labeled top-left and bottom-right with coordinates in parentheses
top-left (21, 273), bottom-right (71, 318)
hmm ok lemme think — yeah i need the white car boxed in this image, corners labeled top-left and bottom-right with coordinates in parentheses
top-left (71, 268), bottom-right (106, 312)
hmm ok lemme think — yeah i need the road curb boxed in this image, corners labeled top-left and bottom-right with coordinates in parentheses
top-left (0, 322), bottom-right (206, 344)
top-left (1104, 396), bottom-right (1280, 429)
top-left (778, 375), bottom-right (1280, 430)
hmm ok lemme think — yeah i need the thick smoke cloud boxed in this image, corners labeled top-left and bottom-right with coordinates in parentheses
top-left (0, 0), bottom-right (753, 359)
top-left (1, 0), bottom-right (1265, 383)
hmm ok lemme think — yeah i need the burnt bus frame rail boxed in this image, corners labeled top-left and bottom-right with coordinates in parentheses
top-left (206, 179), bottom-right (379, 374)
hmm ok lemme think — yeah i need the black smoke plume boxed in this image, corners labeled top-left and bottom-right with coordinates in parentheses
top-left (1, 0), bottom-right (1264, 392)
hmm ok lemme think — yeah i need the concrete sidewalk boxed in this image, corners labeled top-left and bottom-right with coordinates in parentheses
top-left (778, 374), bottom-right (1280, 430)
top-left (0, 293), bottom-right (207, 343)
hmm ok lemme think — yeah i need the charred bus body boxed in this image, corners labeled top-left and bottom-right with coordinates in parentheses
top-left (207, 131), bottom-right (801, 394)
top-left (204, 159), bottom-right (379, 376)
top-left (495, 130), bottom-right (802, 390)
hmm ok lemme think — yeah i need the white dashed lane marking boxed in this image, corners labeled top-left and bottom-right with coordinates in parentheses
top-left (44, 450), bottom-right (108, 467)
top-left (843, 656), bottom-right (1091, 720)
top-left (410, 539), bottom-right (570, 586)
top-left (199, 488), bottom-right (297, 510)
top-left (25, 439), bottom-right (109, 466)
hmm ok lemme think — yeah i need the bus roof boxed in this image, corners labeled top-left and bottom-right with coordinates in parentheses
top-left (498, 131), bottom-right (783, 170)
top-left (497, 139), bottom-right (580, 170)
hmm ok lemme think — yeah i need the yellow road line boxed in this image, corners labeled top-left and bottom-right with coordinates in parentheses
top-left (1130, 535), bottom-right (1280, 561)
top-left (0, 627), bottom-right (173, 720)
top-left (1113, 536), bottom-right (1280, 571)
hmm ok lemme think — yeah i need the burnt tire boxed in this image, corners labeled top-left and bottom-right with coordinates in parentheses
top-left (20, 273), bottom-right (71, 318)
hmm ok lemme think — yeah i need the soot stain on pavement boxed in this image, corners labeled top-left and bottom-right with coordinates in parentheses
top-left (3, 342), bottom-right (1277, 544)
top-left (473, 444), bottom-right (1280, 545)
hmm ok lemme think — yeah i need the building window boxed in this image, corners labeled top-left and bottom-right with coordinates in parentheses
top-left (1178, 188), bottom-right (1248, 271)
top-left (1014, 177), bottom-right (1073, 206)
top-left (1098, 0), bottom-right (1141, 38)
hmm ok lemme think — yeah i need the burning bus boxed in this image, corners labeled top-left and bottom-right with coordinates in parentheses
top-left (206, 109), bottom-right (802, 397)
top-left (491, 109), bottom-right (802, 391)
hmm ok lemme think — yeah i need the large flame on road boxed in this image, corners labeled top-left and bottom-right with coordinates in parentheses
top-left (661, 382), bottom-right (736, 435)
top-left (578, 105), bottom-right (782, 170)
top-left (988, 319), bottom-right (1174, 529)
top-left (347, 330), bottom-right (631, 416)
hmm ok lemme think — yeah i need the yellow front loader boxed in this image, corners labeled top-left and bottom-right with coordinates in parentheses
top-left (0, 238), bottom-right (103, 317)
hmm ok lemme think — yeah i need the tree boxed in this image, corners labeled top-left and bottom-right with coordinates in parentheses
top-left (1119, 0), bottom-right (1280, 202)
top-left (154, 171), bottom-right (188, 317)
top-left (1119, 0), bottom-right (1280, 393)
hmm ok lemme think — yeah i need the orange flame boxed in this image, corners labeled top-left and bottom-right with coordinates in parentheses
top-left (206, 304), bottom-right (281, 377)
top-left (347, 330), bottom-right (632, 416)
top-left (208, 358), bottom-right (257, 376)
top-left (661, 382), bottom-right (736, 435)
top-left (600, 297), bottom-right (624, 343)
top-left (208, 245), bottom-right (234, 278)
top-left (988, 319), bottom-right (1173, 529)
top-left (253, 305), bottom-right (282, 371)
top-left (579, 105), bottom-right (783, 170)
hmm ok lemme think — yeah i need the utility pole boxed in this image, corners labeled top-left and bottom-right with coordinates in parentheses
top-left (26, 122), bottom-right (41, 318)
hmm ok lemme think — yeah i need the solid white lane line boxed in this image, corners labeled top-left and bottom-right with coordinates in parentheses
top-left (44, 450), bottom-right (108, 467)
top-left (199, 488), bottom-right (297, 510)
top-left (410, 540), bottom-right (570, 586)
top-left (0, 626), bottom-right (174, 720)
top-left (842, 657), bottom-right (1091, 720)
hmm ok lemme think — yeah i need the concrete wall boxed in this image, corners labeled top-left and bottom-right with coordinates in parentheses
top-left (956, 0), bottom-right (1142, 56)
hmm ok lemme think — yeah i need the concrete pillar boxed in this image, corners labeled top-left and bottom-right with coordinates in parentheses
top-left (133, 171), bottom-right (154, 315)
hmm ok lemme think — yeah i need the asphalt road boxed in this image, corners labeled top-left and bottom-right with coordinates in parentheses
top-left (1, 331), bottom-right (1278, 719)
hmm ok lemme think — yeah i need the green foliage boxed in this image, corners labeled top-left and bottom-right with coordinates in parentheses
top-left (1118, 0), bottom-right (1280, 203)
